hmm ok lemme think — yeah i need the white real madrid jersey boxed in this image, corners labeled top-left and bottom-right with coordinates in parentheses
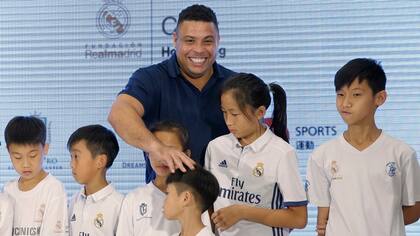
top-left (306, 132), bottom-right (420, 236)
top-left (0, 193), bottom-right (13, 235)
top-left (69, 184), bottom-right (123, 236)
top-left (116, 182), bottom-right (181, 236)
top-left (3, 173), bottom-right (69, 236)
top-left (205, 128), bottom-right (307, 236)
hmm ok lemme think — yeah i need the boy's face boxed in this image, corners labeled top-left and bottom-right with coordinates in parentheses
top-left (69, 140), bottom-right (100, 185)
top-left (150, 131), bottom-right (185, 177)
top-left (336, 79), bottom-right (386, 126)
top-left (163, 183), bottom-right (184, 220)
top-left (8, 143), bottom-right (48, 181)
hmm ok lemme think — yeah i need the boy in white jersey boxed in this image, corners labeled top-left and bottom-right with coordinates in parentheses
top-left (116, 121), bottom-right (191, 236)
top-left (67, 124), bottom-right (123, 236)
top-left (163, 165), bottom-right (219, 236)
top-left (306, 58), bottom-right (420, 236)
top-left (3, 116), bottom-right (69, 235)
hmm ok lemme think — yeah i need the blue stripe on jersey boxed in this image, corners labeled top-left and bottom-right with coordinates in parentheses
top-left (271, 183), bottom-right (285, 236)
top-left (283, 200), bottom-right (308, 207)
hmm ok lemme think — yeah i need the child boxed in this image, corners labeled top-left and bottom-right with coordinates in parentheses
top-left (163, 165), bottom-right (220, 236)
top-left (306, 58), bottom-right (420, 236)
top-left (205, 73), bottom-right (308, 236)
top-left (67, 124), bottom-right (123, 236)
top-left (3, 115), bottom-right (69, 235)
top-left (116, 121), bottom-right (191, 236)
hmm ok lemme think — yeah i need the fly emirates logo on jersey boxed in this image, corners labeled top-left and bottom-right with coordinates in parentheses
top-left (219, 177), bottom-right (262, 204)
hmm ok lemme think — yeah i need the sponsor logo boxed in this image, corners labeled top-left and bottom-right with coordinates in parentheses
top-left (218, 160), bottom-right (228, 168)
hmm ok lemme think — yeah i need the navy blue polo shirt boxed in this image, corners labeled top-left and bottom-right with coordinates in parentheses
top-left (121, 54), bottom-right (236, 183)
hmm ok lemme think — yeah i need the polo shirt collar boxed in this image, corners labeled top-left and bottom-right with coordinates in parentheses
top-left (80, 184), bottom-right (115, 202)
top-left (229, 124), bottom-right (273, 153)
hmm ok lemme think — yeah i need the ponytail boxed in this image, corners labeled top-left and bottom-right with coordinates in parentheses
top-left (269, 83), bottom-right (289, 143)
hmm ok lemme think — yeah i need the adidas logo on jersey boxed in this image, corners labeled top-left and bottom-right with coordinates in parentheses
top-left (70, 214), bottom-right (76, 222)
top-left (218, 160), bottom-right (228, 168)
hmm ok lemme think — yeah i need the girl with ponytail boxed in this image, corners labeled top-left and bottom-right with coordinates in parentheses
top-left (204, 73), bottom-right (307, 236)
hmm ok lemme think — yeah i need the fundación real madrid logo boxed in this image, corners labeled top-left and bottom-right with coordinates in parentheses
top-left (96, 0), bottom-right (130, 39)
top-left (252, 162), bottom-right (264, 177)
top-left (386, 162), bottom-right (397, 177)
top-left (94, 213), bottom-right (104, 229)
top-left (139, 203), bottom-right (147, 216)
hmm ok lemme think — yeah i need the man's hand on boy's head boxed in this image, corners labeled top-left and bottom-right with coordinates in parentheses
top-left (211, 204), bottom-right (243, 231)
top-left (149, 143), bottom-right (195, 173)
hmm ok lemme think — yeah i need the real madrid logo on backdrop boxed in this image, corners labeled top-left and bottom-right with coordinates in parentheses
top-left (386, 162), bottom-right (397, 177)
top-left (94, 213), bottom-right (104, 228)
top-left (139, 203), bottom-right (147, 216)
top-left (96, 0), bottom-right (130, 39)
top-left (252, 162), bottom-right (264, 177)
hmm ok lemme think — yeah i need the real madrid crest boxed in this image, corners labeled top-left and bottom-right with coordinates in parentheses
top-left (253, 162), bottom-right (264, 177)
top-left (386, 162), bottom-right (397, 177)
top-left (94, 213), bottom-right (104, 229)
top-left (139, 203), bottom-right (147, 216)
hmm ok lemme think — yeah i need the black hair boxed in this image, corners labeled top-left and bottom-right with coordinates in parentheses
top-left (67, 124), bottom-right (119, 169)
top-left (334, 58), bottom-right (386, 95)
top-left (221, 73), bottom-right (289, 143)
top-left (4, 116), bottom-right (46, 148)
top-left (149, 120), bottom-right (189, 151)
top-left (176, 4), bottom-right (219, 32)
top-left (166, 165), bottom-right (219, 213)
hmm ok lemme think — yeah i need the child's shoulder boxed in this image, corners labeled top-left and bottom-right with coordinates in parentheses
top-left (380, 132), bottom-right (416, 157)
top-left (0, 192), bottom-right (13, 204)
top-left (209, 133), bottom-right (234, 147)
top-left (125, 183), bottom-right (162, 202)
top-left (310, 136), bottom-right (343, 159)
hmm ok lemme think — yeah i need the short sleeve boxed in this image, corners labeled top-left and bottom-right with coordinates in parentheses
top-left (116, 195), bottom-right (134, 236)
top-left (401, 150), bottom-right (420, 206)
top-left (277, 150), bottom-right (308, 207)
top-left (306, 152), bottom-right (331, 207)
top-left (119, 68), bottom-right (159, 115)
top-left (40, 184), bottom-right (69, 235)
top-left (204, 143), bottom-right (212, 171)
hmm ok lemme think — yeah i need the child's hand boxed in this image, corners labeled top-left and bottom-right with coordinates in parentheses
top-left (211, 205), bottom-right (243, 231)
top-left (316, 221), bottom-right (327, 236)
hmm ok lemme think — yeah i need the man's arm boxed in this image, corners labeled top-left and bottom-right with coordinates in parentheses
top-left (403, 202), bottom-right (420, 225)
top-left (108, 94), bottom-right (194, 172)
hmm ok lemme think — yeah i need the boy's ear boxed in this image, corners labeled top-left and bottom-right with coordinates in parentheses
top-left (95, 154), bottom-right (107, 169)
top-left (181, 190), bottom-right (194, 207)
top-left (375, 90), bottom-right (387, 107)
top-left (42, 143), bottom-right (50, 156)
